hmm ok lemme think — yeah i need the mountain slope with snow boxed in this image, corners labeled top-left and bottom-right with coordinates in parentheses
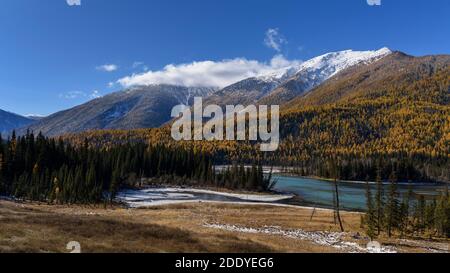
top-left (201, 60), bottom-right (302, 106)
top-left (17, 48), bottom-right (395, 136)
top-left (203, 48), bottom-right (392, 107)
top-left (258, 48), bottom-right (392, 104)
top-left (284, 51), bottom-right (450, 109)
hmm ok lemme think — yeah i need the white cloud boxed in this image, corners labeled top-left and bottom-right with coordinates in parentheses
top-left (117, 55), bottom-right (301, 88)
top-left (66, 0), bottom-right (81, 6)
top-left (270, 54), bottom-right (295, 68)
top-left (264, 28), bottom-right (287, 52)
top-left (96, 64), bottom-right (118, 72)
top-left (367, 0), bottom-right (381, 6)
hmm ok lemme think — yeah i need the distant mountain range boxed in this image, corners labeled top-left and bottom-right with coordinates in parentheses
top-left (0, 109), bottom-right (34, 136)
top-left (17, 85), bottom-right (216, 136)
top-left (26, 115), bottom-right (46, 121)
top-left (13, 47), bottom-right (449, 138)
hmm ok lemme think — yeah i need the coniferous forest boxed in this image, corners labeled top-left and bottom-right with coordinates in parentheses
top-left (362, 172), bottom-right (450, 239)
top-left (0, 131), bottom-right (273, 204)
top-left (1, 125), bottom-right (449, 240)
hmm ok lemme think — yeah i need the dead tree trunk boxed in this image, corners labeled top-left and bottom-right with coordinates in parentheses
top-left (334, 178), bottom-right (344, 232)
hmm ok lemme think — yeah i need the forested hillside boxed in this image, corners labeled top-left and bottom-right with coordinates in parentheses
top-left (0, 132), bottom-right (274, 204)
top-left (276, 54), bottom-right (449, 182)
top-left (60, 53), bottom-right (450, 183)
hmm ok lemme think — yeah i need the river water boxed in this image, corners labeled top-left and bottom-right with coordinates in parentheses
top-left (273, 175), bottom-right (447, 211)
top-left (117, 170), bottom-right (447, 211)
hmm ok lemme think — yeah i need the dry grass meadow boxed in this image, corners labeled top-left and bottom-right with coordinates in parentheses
top-left (0, 200), bottom-right (448, 253)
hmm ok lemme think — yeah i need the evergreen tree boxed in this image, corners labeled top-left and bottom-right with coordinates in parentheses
top-left (0, 132), bottom-right (222, 204)
top-left (374, 168), bottom-right (384, 235)
top-left (398, 186), bottom-right (412, 237)
top-left (109, 168), bottom-right (120, 202)
top-left (415, 195), bottom-right (426, 234)
top-left (385, 171), bottom-right (400, 237)
top-left (365, 180), bottom-right (377, 239)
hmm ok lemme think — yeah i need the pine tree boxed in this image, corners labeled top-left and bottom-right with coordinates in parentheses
top-left (109, 168), bottom-right (120, 202)
top-left (415, 195), bottom-right (426, 234)
top-left (365, 180), bottom-right (377, 239)
top-left (398, 186), bottom-right (412, 237)
top-left (50, 176), bottom-right (60, 204)
top-left (86, 163), bottom-right (98, 202)
top-left (374, 168), bottom-right (384, 235)
top-left (385, 171), bottom-right (399, 237)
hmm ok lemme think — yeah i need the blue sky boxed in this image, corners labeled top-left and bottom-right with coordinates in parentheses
top-left (0, 0), bottom-right (449, 116)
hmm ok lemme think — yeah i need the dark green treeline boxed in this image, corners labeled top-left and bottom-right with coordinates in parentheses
top-left (0, 132), bottom-right (271, 204)
top-left (363, 171), bottom-right (450, 239)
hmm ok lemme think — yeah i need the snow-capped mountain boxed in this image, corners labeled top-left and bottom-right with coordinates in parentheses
top-left (258, 47), bottom-right (392, 104)
top-left (284, 51), bottom-right (450, 109)
top-left (205, 48), bottom-right (392, 106)
top-left (18, 48), bottom-right (394, 136)
top-left (296, 47), bottom-right (392, 86)
top-left (257, 65), bottom-right (302, 84)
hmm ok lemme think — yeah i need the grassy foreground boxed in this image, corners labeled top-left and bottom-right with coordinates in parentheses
top-left (0, 200), bottom-right (448, 253)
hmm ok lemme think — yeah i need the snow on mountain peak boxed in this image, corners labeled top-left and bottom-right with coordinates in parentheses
top-left (293, 47), bottom-right (392, 91)
top-left (257, 48), bottom-right (391, 85)
top-left (257, 63), bottom-right (303, 84)
top-left (301, 47), bottom-right (392, 75)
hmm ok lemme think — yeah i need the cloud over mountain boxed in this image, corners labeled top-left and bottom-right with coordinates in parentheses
top-left (264, 28), bottom-right (287, 52)
top-left (117, 55), bottom-right (301, 88)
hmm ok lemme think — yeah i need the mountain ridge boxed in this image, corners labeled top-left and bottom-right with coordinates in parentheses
top-left (202, 48), bottom-right (392, 107)
top-left (283, 51), bottom-right (450, 110)
top-left (17, 48), bottom-right (449, 138)
top-left (17, 85), bottom-right (216, 136)
top-left (0, 109), bottom-right (35, 136)
top-left (257, 47), bottom-right (392, 105)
